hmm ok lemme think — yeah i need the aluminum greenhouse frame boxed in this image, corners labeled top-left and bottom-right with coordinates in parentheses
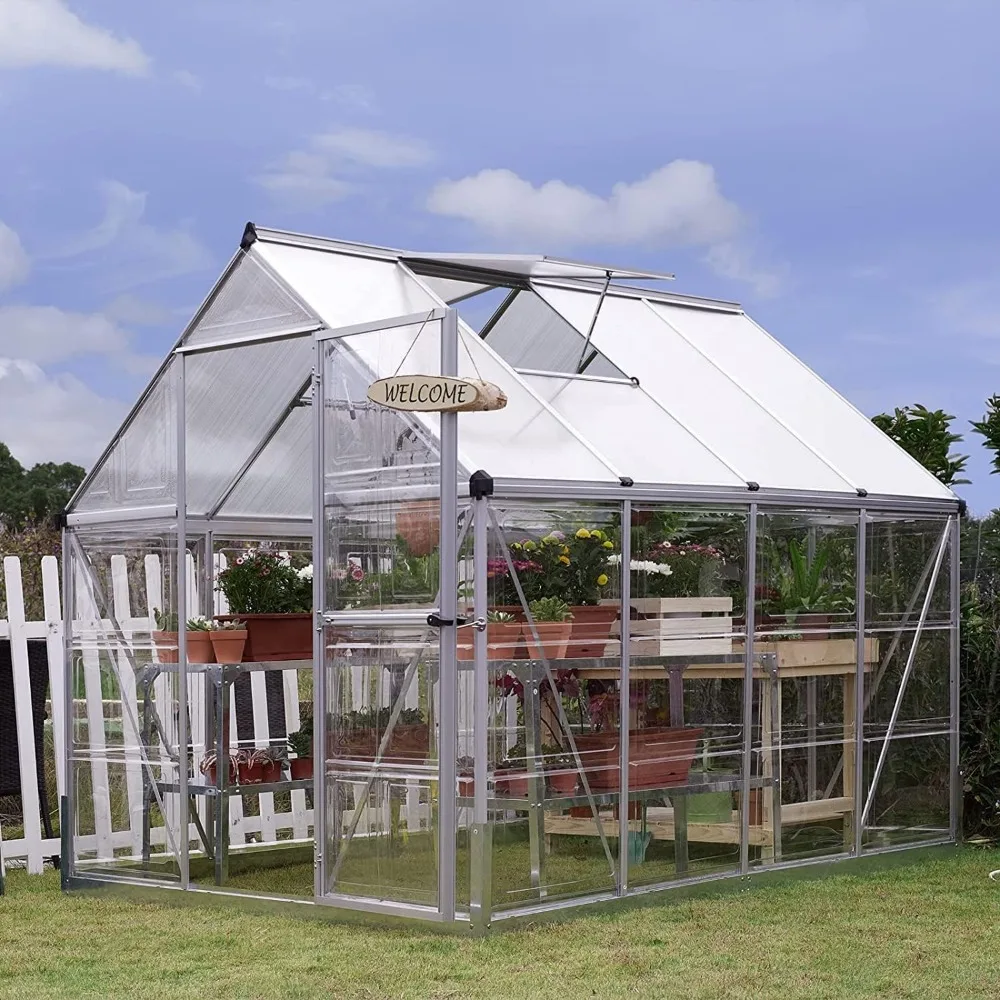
top-left (61, 223), bottom-right (962, 930)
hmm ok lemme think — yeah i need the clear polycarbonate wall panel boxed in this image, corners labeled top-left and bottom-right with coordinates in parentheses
top-left (482, 501), bottom-right (620, 910)
top-left (625, 506), bottom-right (747, 886)
top-left (480, 289), bottom-right (626, 378)
top-left (67, 523), bottom-right (183, 882)
top-left (185, 335), bottom-right (314, 515)
top-left (862, 734), bottom-right (950, 848)
top-left (645, 301), bottom-right (955, 503)
top-left (521, 376), bottom-right (745, 490)
top-left (534, 287), bottom-right (857, 494)
top-left (256, 241), bottom-right (441, 331)
top-left (323, 623), bottom-right (439, 906)
top-left (181, 250), bottom-right (319, 348)
top-left (73, 360), bottom-right (177, 513)
top-left (217, 403), bottom-right (311, 520)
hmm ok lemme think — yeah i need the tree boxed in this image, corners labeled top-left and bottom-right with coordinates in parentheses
top-left (0, 442), bottom-right (85, 532)
top-left (970, 394), bottom-right (1000, 476)
top-left (871, 404), bottom-right (969, 486)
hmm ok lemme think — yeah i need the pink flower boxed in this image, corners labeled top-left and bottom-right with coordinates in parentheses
top-left (350, 567), bottom-right (364, 582)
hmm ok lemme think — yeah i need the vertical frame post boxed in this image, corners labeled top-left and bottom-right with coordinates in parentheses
top-left (852, 510), bottom-right (867, 855)
top-left (62, 526), bottom-right (76, 877)
top-left (176, 353), bottom-right (190, 888)
top-left (438, 307), bottom-right (459, 922)
top-left (312, 339), bottom-right (328, 900)
top-left (740, 503), bottom-right (757, 874)
top-left (949, 514), bottom-right (961, 842)
top-left (618, 500), bottom-right (631, 893)
top-left (469, 494), bottom-right (491, 929)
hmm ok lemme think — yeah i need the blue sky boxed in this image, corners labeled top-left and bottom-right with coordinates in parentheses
top-left (0, 0), bottom-right (998, 508)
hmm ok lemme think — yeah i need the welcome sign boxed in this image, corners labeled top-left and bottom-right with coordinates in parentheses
top-left (367, 375), bottom-right (507, 412)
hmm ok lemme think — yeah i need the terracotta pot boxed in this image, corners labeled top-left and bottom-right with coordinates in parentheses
top-left (289, 756), bottom-right (313, 781)
top-left (630, 509), bottom-right (654, 526)
top-left (186, 630), bottom-right (215, 664)
top-left (546, 769), bottom-right (578, 796)
top-left (566, 605), bottom-right (618, 658)
top-left (210, 629), bottom-right (248, 664)
top-left (569, 806), bottom-right (591, 818)
top-left (739, 788), bottom-right (763, 825)
top-left (238, 759), bottom-right (283, 784)
top-left (792, 613), bottom-right (831, 640)
top-left (457, 621), bottom-right (526, 661)
top-left (458, 777), bottom-right (475, 797)
top-left (152, 631), bottom-right (178, 664)
top-left (612, 801), bottom-right (643, 821)
top-left (395, 500), bottom-right (439, 557)
top-left (497, 771), bottom-right (529, 797)
top-left (575, 726), bottom-right (704, 791)
top-left (333, 724), bottom-right (430, 764)
top-left (204, 759), bottom-right (236, 785)
top-left (523, 621), bottom-right (572, 661)
top-left (216, 613), bottom-right (312, 661)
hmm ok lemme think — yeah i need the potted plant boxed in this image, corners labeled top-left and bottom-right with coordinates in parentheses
top-left (200, 748), bottom-right (242, 785)
top-left (457, 609), bottom-right (525, 661)
top-left (561, 528), bottom-right (618, 657)
top-left (151, 608), bottom-right (178, 663)
top-left (239, 745), bottom-right (287, 784)
top-left (542, 744), bottom-right (578, 796)
top-left (210, 618), bottom-right (248, 664)
top-left (287, 714), bottom-right (313, 780)
top-left (333, 707), bottom-right (429, 764)
top-left (771, 538), bottom-right (851, 640)
top-left (495, 740), bottom-right (530, 797)
top-left (457, 755), bottom-right (475, 797)
top-left (216, 549), bottom-right (312, 661)
top-left (185, 616), bottom-right (216, 664)
top-left (524, 597), bottom-right (573, 660)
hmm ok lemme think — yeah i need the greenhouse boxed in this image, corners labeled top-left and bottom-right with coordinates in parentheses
top-left (61, 223), bottom-right (961, 930)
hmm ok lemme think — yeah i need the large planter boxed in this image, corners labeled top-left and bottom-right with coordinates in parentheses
top-left (575, 726), bottom-right (704, 791)
top-left (566, 605), bottom-right (618, 658)
top-left (186, 630), bottom-right (215, 664)
top-left (210, 629), bottom-right (248, 664)
top-left (456, 622), bottom-right (525, 661)
top-left (523, 621), bottom-right (572, 661)
top-left (395, 500), bottom-right (439, 557)
top-left (789, 613), bottom-right (831, 640)
top-left (333, 724), bottom-right (430, 765)
top-left (216, 613), bottom-right (312, 661)
top-left (152, 631), bottom-right (178, 663)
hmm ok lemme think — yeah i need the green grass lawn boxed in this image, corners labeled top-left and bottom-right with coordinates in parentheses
top-left (2, 848), bottom-right (1000, 999)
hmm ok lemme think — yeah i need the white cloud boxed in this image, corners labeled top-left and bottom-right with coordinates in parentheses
top-left (0, 304), bottom-right (130, 365)
top-left (0, 0), bottom-right (149, 75)
top-left (0, 358), bottom-right (125, 467)
top-left (0, 220), bottom-right (29, 290)
top-left (172, 69), bottom-right (200, 91)
top-left (256, 127), bottom-right (431, 209)
top-left (427, 162), bottom-right (784, 295)
top-left (49, 180), bottom-right (214, 289)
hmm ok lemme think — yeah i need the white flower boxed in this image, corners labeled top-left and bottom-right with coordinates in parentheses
top-left (296, 564), bottom-right (314, 581)
top-left (604, 554), bottom-right (672, 576)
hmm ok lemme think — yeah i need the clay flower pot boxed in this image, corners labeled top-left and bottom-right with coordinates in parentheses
top-left (215, 614), bottom-right (311, 661)
top-left (210, 629), bottom-right (248, 664)
top-left (289, 756), bottom-right (313, 781)
top-left (457, 621), bottom-right (526, 661)
top-left (238, 759), bottom-right (283, 784)
top-left (152, 631), bottom-right (178, 664)
top-left (496, 771), bottom-right (529, 797)
top-left (523, 621), bottom-right (572, 661)
top-left (566, 605), bottom-right (619, 658)
top-left (458, 776), bottom-right (475, 797)
top-left (186, 630), bottom-right (215, 664)
top-left (547, 769), bottom-right (578, 796)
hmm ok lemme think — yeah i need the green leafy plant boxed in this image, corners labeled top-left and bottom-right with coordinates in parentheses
top-left (249, 745), bottom-right (288, 767)
top-left (217, 549), bottom-right (311, 614)
top-left (528, 597), bottom-right (573, 622)
top-left (152, 608), bottom-right (178, 632)
top-left (873, 404), bottom-right (969, 486)
top-left (540, 743), bottom-right (573, 768)
top-left (214, 618), bottom-right (246, 631)
top-left (288, 715), bottom-right (313, 758)
top-left (971, 394), bottom-right (1000, 476)
top-left (486, 609), bottom-right (516, 623)
top-left (186, 616), bottom-right (213, 631)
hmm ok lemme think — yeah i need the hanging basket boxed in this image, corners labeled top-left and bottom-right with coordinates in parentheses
top-left (395, 500), bottom-right (439, 557)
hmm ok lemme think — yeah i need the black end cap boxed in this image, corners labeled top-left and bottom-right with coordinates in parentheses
top-left (746, 481), bottom-right (760, 492)
top-left (957, 498), bottom-right (968, 516)
top-left (619, 476), bottom-right (634, 487)
top-left (469, 470), bottom-right (494, 499)
top-left (240, 221), bottom-right (258, 250)
top-left (856, 487), bottom-right (868, 498)
top-left (630, 376), bottom-right (640, 387)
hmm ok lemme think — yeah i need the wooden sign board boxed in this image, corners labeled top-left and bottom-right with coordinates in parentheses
top-left (367, 375), bottom-right (507, 413)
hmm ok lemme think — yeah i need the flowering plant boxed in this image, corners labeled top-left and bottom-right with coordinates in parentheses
top-left (626, 540), bottom-right (725, 599)
top-left (217, 548), bottom-right (312, 615)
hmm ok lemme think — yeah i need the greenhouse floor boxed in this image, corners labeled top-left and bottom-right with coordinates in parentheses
top-left (4, 847), bottom-right (999, 999)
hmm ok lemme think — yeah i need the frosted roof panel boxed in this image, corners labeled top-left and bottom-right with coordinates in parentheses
top-left (536, 287), bottom-right (855, 493)
top-left (420, 276), bottom-right (495, 304)
top-left (403, 253), bottom-right (672, 282)
top-left (254, 243), bottom-right (438, 329)
top-left (646, 303), bottom-right (955, 502)
top-left (521, 375), bottom-right (745, 488)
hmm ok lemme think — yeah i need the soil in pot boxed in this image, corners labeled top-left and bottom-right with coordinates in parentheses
top-left (152, 631), bottom-right (178, 664)
top-left (566, 605), bottom-right (618, 658)
top-left (289, 757), bottom-right (313, 781)
top-left (216, 613), bottom-right (312, 661)
top-left (523, 622), bottom-right (572, 661)
top-left (186, 630), bottom-right (215, 664)
top-left (210, 629), bottom-right (248, 664)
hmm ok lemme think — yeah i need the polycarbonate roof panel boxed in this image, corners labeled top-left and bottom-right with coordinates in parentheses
top-left (254, 242), bottom-right (439, 329)
top-left (646, 302), bottom-right (956, 502)
top-left (420, 275), bottom-right (496, 304)
top-left (403, 252), bottom-right (673, 282)
top-left (521, 375), bottom-right (745, 488)
top-left (536, 286), bottom-right (857, 494)
top-left (340, 318), bottom-right (619, 483)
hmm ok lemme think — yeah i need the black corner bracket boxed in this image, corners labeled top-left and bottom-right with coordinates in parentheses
top-left (240, 221), bottom-right (258, 250)
top-left (856, 487), bottom-right (868, 498)
top-left (469, 470), bottom-right (494, 499)
top-left (746, 481), bottom-right (760, 492)
top-left (619, 476), bottom-right (634, 487)
top-left (629, 376), bottom-right (640, 387)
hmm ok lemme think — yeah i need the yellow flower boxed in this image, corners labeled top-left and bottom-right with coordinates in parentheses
top-left (596, 574), bottom-right (609, 587)
top-left (559, 555), bottom-right (571, 566)
top-left (523, 540), bottom-right (537, 551)
top-left (591, 529), bottom-right (604, 540)
top-left (575, 528), bottom-right (591, 539)
top-left (561, 545), bottom-right (569, 555)
top-left (603, 540), bottom-right (613, 550)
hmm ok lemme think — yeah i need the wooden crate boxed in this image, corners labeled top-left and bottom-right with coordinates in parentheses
top-left (605, 597), bottom-right (734, 656)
